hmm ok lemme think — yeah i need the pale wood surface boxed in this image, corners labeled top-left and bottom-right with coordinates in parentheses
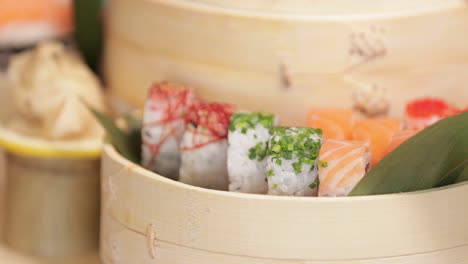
top-left (101, 145), bottom-right (468, 263)
top-left (4, 154), bottom-right (100, 257)
top-left (0, 244), bottom-right (101, 264)
top-left (105, 0), bottom-right (468, 125)
top-left (0, 244), bottom-right (36, 264)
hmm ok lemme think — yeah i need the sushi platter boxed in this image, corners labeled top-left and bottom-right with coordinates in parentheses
top-left (96, 80), bottom-right (468, 263)
top-left (102, 82), bottom-right (468, 197)
top-left (97, 0), bottom-right (468, 263)
top-left (0, 0), bottom-right (468, 264)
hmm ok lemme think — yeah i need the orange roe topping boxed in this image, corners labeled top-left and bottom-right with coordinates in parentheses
top-left (185, 102), bottom-right (236, 138)
top-left (406, 98), bottom-right (455, 118)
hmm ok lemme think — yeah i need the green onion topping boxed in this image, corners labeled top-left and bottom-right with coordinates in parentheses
top-left (309, 176), bottom-right (320, 189)
top-left (229, 112), bottom-right (275, 134)
top-left (248, 142), bottom-right (268, 161)
top-left (267, 127), bottom-right (322, 173)
top-left (267, 169), bottom-right (274, 177)
top-left (320, 161), bottom-right (328, 167)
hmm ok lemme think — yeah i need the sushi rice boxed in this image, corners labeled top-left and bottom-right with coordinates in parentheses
top-left (227, 112), bottom-right (276, 194)
top-left (141, 82), bottom-right (197, 180)
top-left (179, 128), bottom-right (230, 190)
top-left (179, 102), bottom-right (235, 190)
top-left (266, 127), bottom-right (323, 196)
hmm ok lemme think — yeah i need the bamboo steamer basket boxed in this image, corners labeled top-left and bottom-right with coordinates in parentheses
top-left (102, 0), bottom-right (468, 262)
top-left (101, 145), bottom-right (468, 263)
top-left (104, 0), bottom-right (468, 125)
top-left (0, 138), bottom-right (102, 261)
top-left (0, 78), bottom-right (102, 262)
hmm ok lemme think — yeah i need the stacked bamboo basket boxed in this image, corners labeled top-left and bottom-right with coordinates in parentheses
top-left (105, 0), bottom-right (468, 124)
top-left (103, 0), bottom-right (468, 263)
top-left (0, 74), bottom-right (101, 263)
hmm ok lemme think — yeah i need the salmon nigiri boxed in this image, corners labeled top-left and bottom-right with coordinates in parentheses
top-left (318, 140), bottom-right (370, 197)
top-left (307, 108), bottom-right (355, 140)
top-left (352, 118), bottom-right (401, 166)
top-left (386, 129), bottom-right (418, 155)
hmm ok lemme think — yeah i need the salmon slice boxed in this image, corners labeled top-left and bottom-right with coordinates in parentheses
top-left (386, 129), bottom-right (418, 155)
top-left (307, 108), bottom-right (355, 140)
top-left (0, 0), bottom-right (72, 28)
top-left (352, 118), bottom-right (401, 166)
top-left (0, 0), bottom-right (73, 47)
top-left (405, 98), bottom-right (457, 130)
top-left (318, 140), bottom-right (370, 197)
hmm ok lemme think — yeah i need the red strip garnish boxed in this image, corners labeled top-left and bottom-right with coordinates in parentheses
top-left (182, 102), bottom-right (236, 150)
top-left (406, 97), bottom-right (455, 118)
top-left (143, 82), bottom-right (198, 168)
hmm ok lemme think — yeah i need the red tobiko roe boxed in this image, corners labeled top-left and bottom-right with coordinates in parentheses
top-left (406, 98), bottom-right (457, 118)
top-left (147, 81), bottom-right (199, 119)
top-left (148, 81), bottom-right (197, 103)
top-left (185, 102), bottom-right (236, 137)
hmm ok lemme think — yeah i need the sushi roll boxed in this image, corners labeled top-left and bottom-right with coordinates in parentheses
top-left (179, 102), bottom-right (236, 190)
top-left (141, 82), bottom-right (198, 180)
top-left (307, 108), bottom-right (355, 140)
top-left (318, 140), bottom-right (371, 197)
top-left (405, 98), bottom-right (456, 130)
top-left (353, 118), bottom-right (401, 166)
top-left (227, 112), bottom-right (276, 194)
top-left (266, 127), bottom-right (323, 196)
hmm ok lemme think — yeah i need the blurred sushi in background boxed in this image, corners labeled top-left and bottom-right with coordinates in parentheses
top-left (0, 0), bottom-right (74, 70)
top-left (0, 0), bottom-right (104, 72)
top-left (266, 127), bottom-right (323, 196)
top-left (307, 108), bottom-right (355, 140)
top-left (179, 102), bottom-right (236, 190)
top-left (227, 112), bottom-right (276, 194)
top-left (0, 0), bottom-right (73, 49)
top-left (141, 82), bottom-right (198, 180)
top-left (405, 98), bottom-right (457, 131)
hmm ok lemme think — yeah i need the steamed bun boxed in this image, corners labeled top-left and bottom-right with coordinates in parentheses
top-left (6, 41), bottom-right (105, 140)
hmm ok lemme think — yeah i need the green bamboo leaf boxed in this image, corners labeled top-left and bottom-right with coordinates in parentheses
top-left (455, 165), bottom-right (468, 183)
top-left (436, 158), bottom-right (468, 187)
top-left (73, 0), bottom-right (103, 72)
top-left (88, 107), bottom-right (139, 163)
top-left (122, 114), bottom-right (142, 163)
top-left (349, 112), bottom-right (468, 196)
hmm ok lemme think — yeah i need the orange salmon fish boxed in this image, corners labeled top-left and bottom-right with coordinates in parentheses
top-left (386, 129), bottom-right (418, 155)
top-left (307, 108), bottom-right (355, 140)
top-left (0, 0), bottom-right (73, 47)
top-left (318, 139), bottom-right (370, 197)
top-left (352, 118), bottom-right (401, 166)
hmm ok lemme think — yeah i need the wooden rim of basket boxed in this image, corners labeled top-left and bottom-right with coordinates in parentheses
top-left (104, 143), bottom-right (468, 200)
top-left (141, 0), bottom-right (463, 20)
top-left (102, 144), bottom-right (468, 260)
top-left (0, 127), bottom-right (102, 159)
